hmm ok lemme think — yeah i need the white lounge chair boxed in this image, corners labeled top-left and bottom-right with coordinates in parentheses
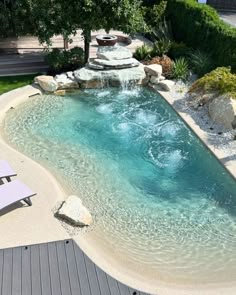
top-left (0, 179), bottom-right (36, 210)
top-left (0, 160), bottom-right (17, 182)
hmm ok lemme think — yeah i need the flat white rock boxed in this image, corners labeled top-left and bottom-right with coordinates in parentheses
top-left (87, 62), bottom-right (105, 70)
top-left (94, 58), bottom-right (139, 68)
top-left (97, 46), bottom-right (132, 60)
top-left (55, 73), bottom-right (78, 89)
top-left (57, 195), bottom-right (92, 226)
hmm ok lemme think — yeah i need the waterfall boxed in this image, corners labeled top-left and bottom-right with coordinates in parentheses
top-left (116, 70), bottom-right (137, 91)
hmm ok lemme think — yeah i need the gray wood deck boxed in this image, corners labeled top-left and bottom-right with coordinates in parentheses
top-left (0, 239), bottom-right (151, 295)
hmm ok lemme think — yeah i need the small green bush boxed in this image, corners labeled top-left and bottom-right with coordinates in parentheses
top-left (189, 50), bottom-right (214, 77)
top-left (46, 47), bottom-right (84, 73)
top-left (167, 0), bottom-right (236, 71)
top-left (151, 38), bottom-right (172, 57)
top-left (190, 67), bottom-right (236, 99)
top-left (133, 44), bottom-right (152, 61)
top-left (171, 57), bottom-right (189, 81)
top-left (168, 42), bottom-right (191, 59)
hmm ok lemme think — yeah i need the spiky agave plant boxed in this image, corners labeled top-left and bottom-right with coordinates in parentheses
top-left (133, 44), bottom-right (152, 61)
top-left (171, 57), bottom-right (189, 81)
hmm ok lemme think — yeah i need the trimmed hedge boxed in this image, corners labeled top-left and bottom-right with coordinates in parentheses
top-left (167, 0), bottom-right (236, 71)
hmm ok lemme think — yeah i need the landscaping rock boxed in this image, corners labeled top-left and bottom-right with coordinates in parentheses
top-left (57, 195), bottom-right (92, 226)
top-left (74, 65), bottom-right (146, 88)
top-left (97, 46), bottom-right (132, 60)
top-left (55, 73), bottom-right (79, 89)
top-left (208, 94), bottom-right (236, 130)
top-left (159, 75), bottom-right (165, 81)
top-left (80, 80), bottom-right (104, 89)
top-left (67, 71), bottom-right (75, 80)
top-left (141, 75), bottom-right (150, 86)
top-left (150, 76), bottom-right (160, 85)
top-left (34, 75), bottom-right (58, 92)
top-left (87, 62), bottom-right (105, 70)
top-left (157, 80), bottom-right (175, 91)
top-left (144, 64), bottom-right (162, 77)
top-left (93, 57), bottom-right (139, 68)
top-left (54, 89), bottom-right (66, 96)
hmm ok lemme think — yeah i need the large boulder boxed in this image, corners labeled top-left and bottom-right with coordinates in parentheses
top-left (97, 46), bottom-right (132, 60)
top-left (157, 80), bottom-right (175, 91)
top-left (144, 64), bottom-right (162, 77)
top-left (57, 195), bottom-right (92, 226)
top-left (74, 65), bottom-right (146, 88)
top-left (34, 75), bottom-right (58, 92)
top-left (208, 94), bottom-right (236, 130)
top-left (150, 75), bottom-right (165, 85)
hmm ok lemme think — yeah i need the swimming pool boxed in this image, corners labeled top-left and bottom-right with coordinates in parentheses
top-left (4, 87), bottom-right (236, 288)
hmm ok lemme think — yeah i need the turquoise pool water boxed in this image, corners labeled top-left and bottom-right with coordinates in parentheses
top-left (4, 87), bottom-right (236, 286)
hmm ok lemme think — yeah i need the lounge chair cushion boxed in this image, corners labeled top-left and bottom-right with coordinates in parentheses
top-left (0, 180), bottom-right (36, 210)
top-left (0, 160), bottom-right (17, 180)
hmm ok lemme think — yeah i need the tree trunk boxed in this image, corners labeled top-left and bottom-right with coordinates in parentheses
top-left (83, 29), bottom-right (91, 64)
top-left (63, 37), bottom-right (69, 50)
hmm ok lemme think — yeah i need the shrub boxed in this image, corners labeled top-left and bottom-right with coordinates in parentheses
top-left (143, 55), bottom-right (173, 77)
top-left (149, 18), bottom-right (173, 42)
top-left (189, 50), bottom-right (214, 77)
top-left (46, 47), bottom-right (84, 73)
top-left (133, 44), bottom-right (152, 61)
top-left (67, 47), bottom-right (84, 67)
top-left (171, 57), bottom-right (189, 81)
top-left (167, 0), bottom-right (236, 71)
top-left (168, 42), bottom-right (191, 59)
top-left (151, 38), bottom-right (172, 57)
top-left (189, 67), bottom-right (236, 99)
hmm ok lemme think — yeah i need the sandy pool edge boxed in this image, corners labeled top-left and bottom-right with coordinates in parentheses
top-left (0, 85), bottom-right (236, 295)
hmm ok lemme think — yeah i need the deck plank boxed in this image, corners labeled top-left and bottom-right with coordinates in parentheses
top-left (106, 274), bottom-right (121, 295)
top-left (73, 241), bottom-right (92, 295)
top-left (95, 266), bottom-right (111, 295)
top-left (30, 245), bottom-right (41, 295)
top-left (84, 251), bottom-right (101, 295)
top-left (12, 247), bottom-right (22, 295)
top-left (2, 248), bottom-right (13, 295)
top-left (22, 245), bottom-right (31, 295)
top-left (56, 240), bottom-right (72, 295)
top-left (48, 242), bottom-right (62, 295)
top-left (39, 243), bottom-right (51, 295)
top-left (64, 240), bottom-right (81, 295)
top-left (0, 249), bottom-right (4, 295)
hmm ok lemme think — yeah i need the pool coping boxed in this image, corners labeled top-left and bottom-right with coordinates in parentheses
top-left (149, 84), bottom-right (236, 180)
top-left (0, 85), bottom-right (236, 295)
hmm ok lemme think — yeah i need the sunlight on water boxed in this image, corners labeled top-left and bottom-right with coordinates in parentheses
top-left (3, 87), bottom-right (236, 286)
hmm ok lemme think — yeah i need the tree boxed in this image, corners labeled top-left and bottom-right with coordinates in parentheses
top-left (0, 0), bottom-right (34, 38)
top-left (23, 0), bottom-right (147, 63)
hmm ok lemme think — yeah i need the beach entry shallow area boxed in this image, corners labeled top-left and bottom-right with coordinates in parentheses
top-left (3, 87), bottom-right (236, 289)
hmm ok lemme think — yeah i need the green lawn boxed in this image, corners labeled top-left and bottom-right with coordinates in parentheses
top-left (0, 74), bottom-right (38, 95)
